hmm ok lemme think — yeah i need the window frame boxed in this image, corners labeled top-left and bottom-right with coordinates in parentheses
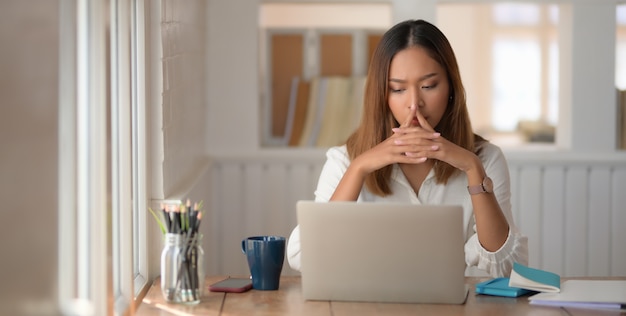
top-left (58, 0), bottom-right (149, 314)
top-left (111, 0), bottom-right (150, 308)
top-left (110, 0), bottom-right (134, 312)
top-left (438, 2), bottom-right (559, 145)
top-left (130, 0), bottom-right (149, 298)
top-left (488, 3), bottom-right (559, 132)
top-left (58, 0), bottom-right (109, 313)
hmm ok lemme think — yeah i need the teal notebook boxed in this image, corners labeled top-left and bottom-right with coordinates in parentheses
top-left (475, 277), bottom-right (534, 297)
top-left (509, 262), bottom-right (561, 293)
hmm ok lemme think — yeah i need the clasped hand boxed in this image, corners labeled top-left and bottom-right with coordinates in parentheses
top-left (354, 105), bottom-right (477, 174)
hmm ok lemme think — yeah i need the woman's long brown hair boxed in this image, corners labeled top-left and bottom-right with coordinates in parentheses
top-left (346, 19), bottom-right (484, 196)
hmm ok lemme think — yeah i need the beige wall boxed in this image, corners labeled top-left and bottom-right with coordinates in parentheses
top-left (0, 1), bottom-right (60, 315)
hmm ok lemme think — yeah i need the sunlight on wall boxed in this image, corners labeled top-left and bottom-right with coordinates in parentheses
top-left (259, 3), bottom-right (391, 28)
top-left (617, 5), bottom-right (626, 90)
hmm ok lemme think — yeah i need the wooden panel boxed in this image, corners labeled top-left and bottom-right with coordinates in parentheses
top-left (588, 167), bottom-right (612, 276)
top-left (564, 167), bottom-right (588, 276)
top-left (272, 34), bottom-right (304, 137)
top-left (221, 277), bottom-right (331, 316)
top-left (320, 34), bottom-right (352, 76)
top-left (611, 168), bottom-right (626, 275)
top-left (518, 166), bottom-right (542, 268)
top-left (367, 34), bottom-right (382, 70)
top-left (541, 168), bottom-right (565, 276)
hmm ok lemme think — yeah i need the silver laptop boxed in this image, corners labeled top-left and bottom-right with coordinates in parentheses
top-left (296, 200), bottom-right (468, 304)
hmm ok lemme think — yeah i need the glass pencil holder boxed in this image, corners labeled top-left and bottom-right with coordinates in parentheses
top-left (161, 233), bottom-right (205, 304)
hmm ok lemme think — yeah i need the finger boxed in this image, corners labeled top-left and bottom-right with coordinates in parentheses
top-left (404, 146), bottom-right (439, 158)
top-left (401, 104), bottom-right (417, 128)
top-left (399, 156), bottom-right (428, 164)
top-left (415, 109), bottom-right (435, 132)
top-left (397, 141), bottom-right (440, 157)
top-left (392, 126), bottom-right (441, 144)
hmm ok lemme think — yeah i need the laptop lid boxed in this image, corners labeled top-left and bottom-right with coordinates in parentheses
top-left (296, 200), bottom-right (468, 304)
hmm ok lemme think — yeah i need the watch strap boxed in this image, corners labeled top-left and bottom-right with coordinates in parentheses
top-left (467, 183), bottom-right (486, 195)
top-left (468, 176), bottom-right (493, 195)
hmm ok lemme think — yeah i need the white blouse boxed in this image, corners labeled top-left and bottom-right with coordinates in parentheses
top-left (287, 142), bottom-right (528, 277)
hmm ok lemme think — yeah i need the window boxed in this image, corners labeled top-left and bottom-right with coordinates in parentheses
top-left (438, 3), bottom-right (559, 146)
top-left (58, 0), bottom-right (110, 311)
top-left (110, 0), bottom-right (149, 313)
top-left (58, 0), bottom-right (149, 313)
top-left (129, 0), bottom-right (149, 297)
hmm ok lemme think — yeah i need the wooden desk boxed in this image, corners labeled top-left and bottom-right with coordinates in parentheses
top-left (136, 276), bottom-right (626, 316)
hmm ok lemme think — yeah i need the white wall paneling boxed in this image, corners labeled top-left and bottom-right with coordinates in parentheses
top-left (509, 154), bottom-right (626, 277)
top-left (205, 150), bottom-right (626, 278)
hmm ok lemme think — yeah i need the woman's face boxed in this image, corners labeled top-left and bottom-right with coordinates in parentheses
top-left (387, 46), bottom-right (450, 129)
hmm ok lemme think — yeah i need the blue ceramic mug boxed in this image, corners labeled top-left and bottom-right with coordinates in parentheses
top-left (241, 236), bottom-right (286, 290)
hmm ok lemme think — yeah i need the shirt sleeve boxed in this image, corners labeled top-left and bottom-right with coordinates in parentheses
top-left (286, 225), bottom-right (302, 271)
top-left (287, 146), bottom-right (349, 271)
top-left (465, 225), bottom-right (528, 277)
top-left (464, 144), bottom-right (529, 277)
top-left (313, 146), bottom-right (351, 202)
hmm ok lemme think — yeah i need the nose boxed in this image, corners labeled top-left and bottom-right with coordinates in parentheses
top-left (409, 87), bottom-right (423, 108)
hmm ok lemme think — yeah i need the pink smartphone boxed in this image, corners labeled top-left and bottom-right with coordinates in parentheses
top-left (208, 277), bottom-right (253, 293)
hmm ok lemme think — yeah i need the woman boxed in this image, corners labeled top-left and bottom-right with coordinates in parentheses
top-left (287, 19), bottom-right (528, 277)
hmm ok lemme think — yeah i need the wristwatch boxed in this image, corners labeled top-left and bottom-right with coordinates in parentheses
top-left (467, 176), bottom-right (493, 195)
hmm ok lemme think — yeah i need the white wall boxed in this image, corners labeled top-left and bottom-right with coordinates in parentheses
top-left (559, 2), bottom-right (617, 151)
top-left (206, 0), bottom-right (261, 153)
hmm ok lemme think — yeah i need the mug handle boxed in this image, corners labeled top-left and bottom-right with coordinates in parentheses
top-left (241, 239), bottom-right (246, 254)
